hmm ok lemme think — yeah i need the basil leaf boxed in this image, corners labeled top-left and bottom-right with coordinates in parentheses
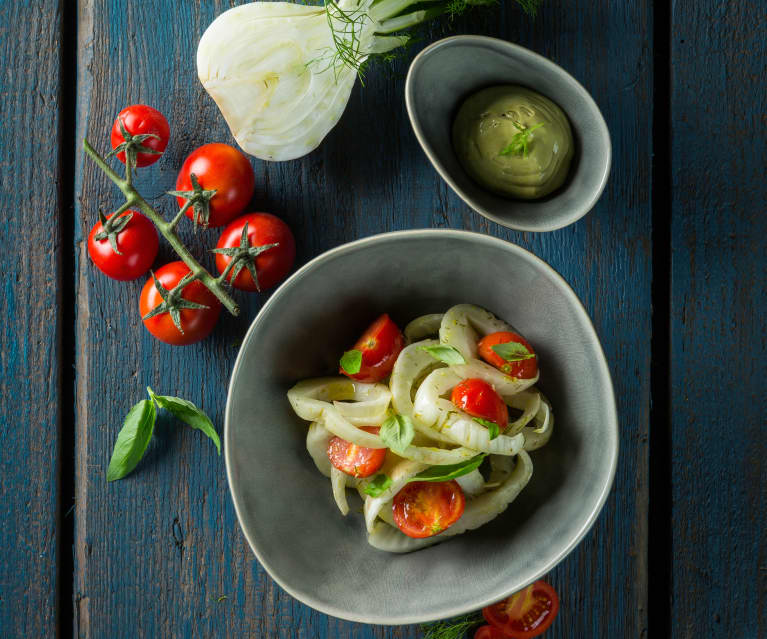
top-left (379, 414), bottom-right (415, 454)
top-left (362, 473), bottom-right (392, 497)
top-left (107, 399), bottom-right (156, 481)
top-left (411, 454), bottom-right (486, 483)
top-left (339, 349), bottom-right (362, 375)
top-left (419, 344), bottom-right (466, 365)
top-left (491, 341), bottom-right (535, 362)
top-left (473, 416), bottom-right (500, 440)
top-left (148, 387), bottom-right (221, 455)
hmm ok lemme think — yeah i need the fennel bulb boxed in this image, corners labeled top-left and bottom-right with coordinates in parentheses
top-left (197, 0), bottom-right (540, 161)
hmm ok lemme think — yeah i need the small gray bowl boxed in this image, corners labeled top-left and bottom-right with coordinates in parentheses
top-left (405, 36), bottom-right (612, 232)
top-left (225, 230), bottom-right (618, 624)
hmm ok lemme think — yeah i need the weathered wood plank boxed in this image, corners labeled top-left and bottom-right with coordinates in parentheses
top-left (669, 3), bottom-right (767, 637)
top-left (0, 1), bottom-right (63, 636)
top-left (471, 4), bottom-right (654, 637)
top-left (74, 1), bottom-right (652, 637)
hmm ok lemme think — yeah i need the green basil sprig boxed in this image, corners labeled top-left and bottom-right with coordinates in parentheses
top-left (419, 344), bottom-right (466, 365)
top-left (361, 473), bottom-right (392, 497)
top-left (380, 413), bottom-right (415, 454)
top-left (491, 341), bottom-right (536, 362)
top-left (106, 387), bottom-right (220, 482)
top-left (473, 416), bottom-right (500, 440)
top-left (411, 454), bottom-right (486, 483)
top-left (339, 349), bottom-right (362, 375)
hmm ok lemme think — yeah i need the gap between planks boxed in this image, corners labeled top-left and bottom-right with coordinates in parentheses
top-left (57, 0), bottom-right (79, 637)
top-left (648, 0), bottom-right (673, 637)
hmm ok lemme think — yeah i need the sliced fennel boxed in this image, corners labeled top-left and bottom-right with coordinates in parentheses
top-left (522, 392), bottom-right (554, 451)
top-left (439, 304), bottom-right (514, 361)
top-left (331, 465), bottom-right (351, 515)
top-left (197, 0), bottom-right (540, 161)
top-left (439, 413), bottom-right (525, 455)
top-left (403, 314), bottom-right (444, 341)
top-left (305, 421), bottom-right (336, 478)
top-left (287, 377), bottom-right (391, 422)
top-left (307, 421), bottom-right (357, 484)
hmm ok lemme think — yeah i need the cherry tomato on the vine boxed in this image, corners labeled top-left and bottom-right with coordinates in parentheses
top-left (482, 580), bottom-right (560, 639)
top-left (139, 261), bottom-right (221, 346)
top-left (175, 143), bottom-right (255, 228)
top-left (392, 480), bottom-right (465, 538)
top-left (478, 331), bottom-right (538, 380)
top-left (110, 105), bottom-right (170, 167)
top-left (214, 212), bottom-right (296, 292)
top-left (451, 378), bottom-right (509, 431)
top-left (474, 625), bottom-right (508, 639)
top-left (326, 426), bottom-right (386, 478)
top-left (87, 210), bottom-right (158, 281)
top-left (339, 314), bottom-right (405, 383)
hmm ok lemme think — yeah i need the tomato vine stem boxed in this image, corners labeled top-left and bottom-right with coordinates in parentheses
top-left (82, 138), bottom-right (240, 317)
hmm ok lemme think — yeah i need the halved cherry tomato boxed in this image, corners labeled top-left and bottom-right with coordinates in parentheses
top-left (87, 210), bottom-right (158, 281)
top-left (110, 105), bottom-right (170, 167)
top-left (214, 212), bottom-right (296, 292)
top-left (340, 314), bottom-right (405, 383)
top-left (326, 426), bottom-right (386, 478)
top-left (175, 143), bottom-right (255, 228)
top-left (474, 625), bottom-right (508, 639)
top-left (392, 480), bottom-right (465, 538)
top-left (482, 580), bottom-right (560, 639)
top-left (478, 332), bottom-right (538, 379)
top-left (451, 378), bottom-right (509, 431)
top-left (139, 261), bottom-right (221, 345)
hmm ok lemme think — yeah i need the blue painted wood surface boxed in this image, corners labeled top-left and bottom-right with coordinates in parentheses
top-left (0, 1), bottom-right (63, 636)
top-left (670, 2), bottom-right (766, 637)
top-left (0, 0), bottom-right (759, 637)
top-left (71, 2), bottom-right (653, 637)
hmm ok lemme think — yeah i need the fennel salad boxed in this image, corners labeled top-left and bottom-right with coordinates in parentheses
top-left (287, 304), bottom-right (553, 553)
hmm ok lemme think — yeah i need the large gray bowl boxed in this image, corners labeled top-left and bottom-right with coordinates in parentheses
top-left (405, 36), bottom-right (612, 232)
top-left (225, 230), bottom-right (618, 624)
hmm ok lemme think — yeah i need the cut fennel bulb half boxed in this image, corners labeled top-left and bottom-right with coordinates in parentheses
top-left (197, 0), bottom-right (376, 161)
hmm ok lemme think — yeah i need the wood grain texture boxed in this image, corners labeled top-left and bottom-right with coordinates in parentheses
top-left (669, 2), bottom-right (767, 637)
top-left (73, 1), bottom-right (652, 637)
top-left (0, 1), bottom-right (63, 636)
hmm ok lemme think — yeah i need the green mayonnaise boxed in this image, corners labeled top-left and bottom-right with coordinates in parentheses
top-left (452, 85), bottom-right (574, 200)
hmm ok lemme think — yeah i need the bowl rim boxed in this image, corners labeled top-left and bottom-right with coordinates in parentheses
top-left (225, 228), bottom-right (619, 625)
top-left (405, 35), bottom-right (613, 233)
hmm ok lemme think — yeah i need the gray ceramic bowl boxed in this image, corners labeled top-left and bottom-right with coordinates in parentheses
top-left (405, 36), bottom-right (612, 232)
top-left (225, 230), bottom-right (618, 624)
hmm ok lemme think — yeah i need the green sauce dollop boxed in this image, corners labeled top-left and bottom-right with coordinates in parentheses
top-left (452, 85), bottom-right (574, 200)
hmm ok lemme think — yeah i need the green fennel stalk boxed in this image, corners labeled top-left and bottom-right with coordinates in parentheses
top-left (319, 0), bottom-right (542, 77)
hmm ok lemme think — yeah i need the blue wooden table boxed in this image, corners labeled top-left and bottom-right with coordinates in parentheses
top-left (0, 1), bottom-right (764, 637)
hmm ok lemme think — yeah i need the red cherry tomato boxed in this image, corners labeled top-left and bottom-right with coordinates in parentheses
top-left (87, 210), bottom-right (159, 281)
top-left (451, 378), bottom-right (509, 431)
top-left (392, 480), bottom-right (465, 538)
top-left (110, 105), bottom-right (170, 167)
top-left (340, 314), bottom-right (405, 383)
top-left (478, 332), bottom-right (538, 379)
top-left (482, 580), bottom-right (560, 639)
top-left (214, 212), bottom-right (296, 292)
top-left (474, 626), bottom-right (508, 639)
top-left (326, 426), bottom-right (386, 478)
top-left (175, 143), bottom-right (255, 228)
top-left (139, 261), bottom-right (221, 345)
